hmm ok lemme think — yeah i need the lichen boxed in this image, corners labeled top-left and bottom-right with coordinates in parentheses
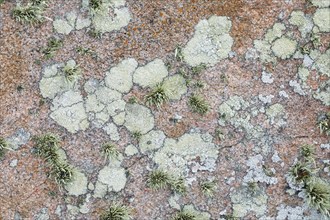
top-left (183, 15), bottom-right (233, 67)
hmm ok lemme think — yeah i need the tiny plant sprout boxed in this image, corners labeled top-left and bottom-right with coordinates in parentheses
top-left (247, 181), bottom-right (259, 195)
top-left (317, 112), bottom-right (330, 136)
top-left (100, 203), bottom-right (131, 220)
top-left (131, 131), bottom-right (142, 141)
top-left (191, 63), bottom-right (206, 75)
top-left (128, 96), bottom-right (138, 104)
top-left (0, 137), bottom-right (12, 159)
top-left (147, 170), bottom-right (170, 190)
top-left (188, 95), bottom-right (209, 115)
top-left (101, 143), bottom-right (119, 162)
top-left (174, 45), bottom-right (184, 62)
top-left (63, 63), bottom-right (81, 82)
top-left (200, 180), bottom-right (217, 197)
top-left (89, 0), bottom-right (103, 12)
top-left (145, 84), bottom-right (169, 109)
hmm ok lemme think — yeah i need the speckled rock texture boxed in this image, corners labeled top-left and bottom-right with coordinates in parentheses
top-left (0, 0), bottom-right (329, 219)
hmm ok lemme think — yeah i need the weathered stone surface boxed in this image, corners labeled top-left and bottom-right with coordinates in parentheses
top-left (6, 128), bottom-right (30, 150)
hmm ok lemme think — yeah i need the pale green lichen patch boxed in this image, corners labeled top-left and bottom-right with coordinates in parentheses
top-left (39, 61), bottom-right (90, 133)
top-left (64, 170), bottom-right (88, 196)
top-left (124, 103), bottom-right (155, 134)
top-left (311, 0), bottom-right (330, 7)
top-left (39, 58), bottom-right (138, 133)
top-left (243, 154), bottom-right (278, 185)
top-left (162, 74), bottom-right (187, 100)
top-left (264, 23), bottom-right (285, 43)
top-left (289, 11), bottom-right (313, 38)
top-left (265, 103), bottom-right (287, 126)
top-left (105, 58), bottom-right (138, 93)
top-left (230, 186), bottom-right (268, 218)
top-left (180, 205), bottom-right (211, 220)
top-left (94, 159), bottom-right (127, 197)
top-left (183, 15), bottom-right (233, 67)
top-left (53, 12), bottom-right (91, 35)
top-left (93, 7), bottom-right (131, 33)
top-left (218, 96), bottom-right (263, 140)
top-left (53, 18), bottom-right (74, 35)
top-left (153, 132), bottom-right (218, 175)
top-left (272, 37), bottom-right (297, 59)
top-left (50, 102), bottom-right (89, 133)
top-left (53, 0), bottom-right (130, 35)
top-left (139, 130), bottom-right (166, 154)
top-left (313, 49), bottom-right (330, 77)
top-left (39, 61), bottom-right (80, 99)
top-left (313, 8), bottom-right (330, 32)
top-left (133, 59), bottom-right (168, 88)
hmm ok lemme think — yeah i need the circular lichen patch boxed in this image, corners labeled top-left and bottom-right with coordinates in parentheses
top-left (272, 37), bottom-right (297, 59)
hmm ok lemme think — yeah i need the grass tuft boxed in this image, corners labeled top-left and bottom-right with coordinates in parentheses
top-left (188, 95), bottom-right (209, 115)
top-left (289, 161), bottom-right (314, 185)
top-left (33, 133), bottom-right (74, 186)
top-left (12, 3), bottom-right (44, 25)
top-left (42, 37), bottom-right (63, 59)
top-left (100, 203), bottom-right (131, 220)
top-left (172, 210), bottom-right (196, 220)
top-left (305, 178), bottom-right (330, 217)
top-left (50, 162), bottom-right (74, 186)
top-left (145, 84), bottom-right (169, 108)
top-left (101, 143), bottom-right (119, 161)
top-left (34, 133), bottom-right (60, 165)
top-left (200, 180), bottom-right (217, 197)
top-left (147, 170), bottom-right (171, 190)
top-left (169, 176), bottom-right (187, 195)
